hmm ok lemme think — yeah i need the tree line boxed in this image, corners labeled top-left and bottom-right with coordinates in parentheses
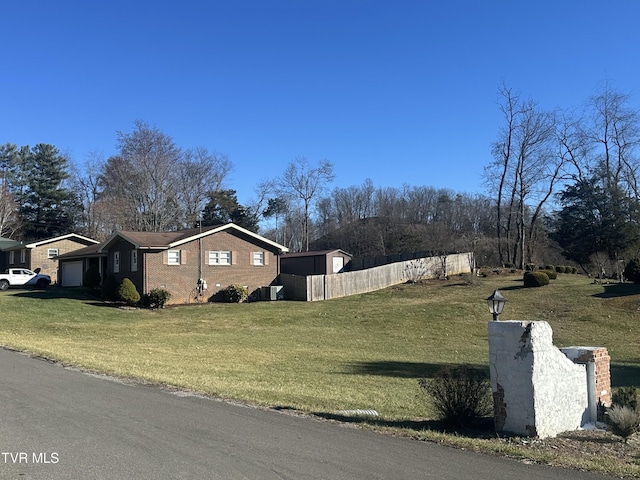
top-left (2, 81), bottom-right (640, 274)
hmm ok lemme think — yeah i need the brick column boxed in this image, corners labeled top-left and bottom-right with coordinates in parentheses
top-left (561, 347), bottom-right (611, 408)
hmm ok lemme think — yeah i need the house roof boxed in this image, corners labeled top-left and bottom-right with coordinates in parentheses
top-left (16, 233), bottom-right (99, 250)
top-left (281, 249), bottom-right (352, 259)
top-left (56, 242), bottom-right (107, 260)
top-left (0, 237), bottom-right (22, 251)
top-left (99, 223), bottom-right (289, 253)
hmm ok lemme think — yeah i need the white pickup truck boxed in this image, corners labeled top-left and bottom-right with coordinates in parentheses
top-left (0, 268), bottom-right (51, 290)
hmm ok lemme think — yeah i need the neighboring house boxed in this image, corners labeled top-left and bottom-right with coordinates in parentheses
top-left (57, 223), bottom-right (289, 304)
top-left (280, 249), bottom-right (352, 276)
top-left (0, 234), bottom-right (99, 284)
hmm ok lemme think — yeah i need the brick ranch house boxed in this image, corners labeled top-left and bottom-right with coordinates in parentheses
top-left (0, 233), bottom-right (99, 284)
top-left (57, 223), bottom-right (289, 304)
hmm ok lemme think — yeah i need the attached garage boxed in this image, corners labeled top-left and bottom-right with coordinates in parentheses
top-left (60, 261), bottom-right (84, 287)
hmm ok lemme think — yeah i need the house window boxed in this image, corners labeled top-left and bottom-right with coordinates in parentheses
top-left (208, 250), bottom-right (231, 265)
top-left (47, 248), bottom-right (59, 259)
top-left (252, 251), bottom-right (265, 266)
top-left (8, 251), bottom-right (14, 264)
top-left (20, 249), bottom-right (26, 263)
top-left (131, 250), bottom-right (138, 272)
top-left (167, 250), bottom-right (181, 265)
top-left (113, 251), bottom-right (120, 273)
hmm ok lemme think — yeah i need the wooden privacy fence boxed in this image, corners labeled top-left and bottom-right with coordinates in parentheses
top-left (280, 252), bottom-right (473, 301)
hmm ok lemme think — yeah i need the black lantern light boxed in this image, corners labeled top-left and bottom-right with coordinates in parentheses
top-left (486, 289), bottom-right (506, 321)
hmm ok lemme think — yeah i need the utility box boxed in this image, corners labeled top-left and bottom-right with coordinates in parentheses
top-left (261, 285), bottom-right (284, 301)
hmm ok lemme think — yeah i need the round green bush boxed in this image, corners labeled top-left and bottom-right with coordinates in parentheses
top-left (144, 288), bottom-right (171, 309)
top-left (555, 266), bottom-right (566, 273)
top-left (221, 284), bottom-right (248, 303)
top-left (541, 269), bottom-right (557, 280)
top-left (117, 278), bottom-right (141, 306)
top-left (544, 265), bottom-right (555, 271)
top-left (524, 271), bottom-right (550, 287)
top-left (624, 258), bottom-right (640, 283)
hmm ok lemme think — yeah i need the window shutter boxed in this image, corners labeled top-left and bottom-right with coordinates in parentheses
top-left (163, 251), bottom-right (168, 265)
top-left (250, 252), bottom-right (255, 265)
top-left (232, 251), bottom-right (237, 265)
top-left (180, 250), bottom-right (187, 264)
top-left (206, 251), bottom-right (211, 265)
top-left (264, 252), bottom-right (269, 265)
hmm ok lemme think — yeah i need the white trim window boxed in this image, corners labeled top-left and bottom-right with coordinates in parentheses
top-left (47, 248), bottom-right (59, 259)
top-left (252, 251), bottom-right (265, 266)
top-left (131, 250), bottom-right (138, 272)
top-left (113, 251), bottom-right (120, 273)
top-left (208, 250), bottom-right (231, 266)
top-left (167, 250), bottom-right (181, 265)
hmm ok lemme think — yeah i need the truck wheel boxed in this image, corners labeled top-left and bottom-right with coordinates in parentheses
top-left (35, 279), bottom-right (49, 289)
top-left (0, 279), bottom-right (9, 291)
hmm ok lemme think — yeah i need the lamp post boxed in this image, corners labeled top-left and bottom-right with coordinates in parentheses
top-left (486, 289), bottom-right (506, 321)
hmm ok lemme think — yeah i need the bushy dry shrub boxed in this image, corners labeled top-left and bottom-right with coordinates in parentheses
top-left (606, 405), bottom-right (640, 443)
top-left (418, 365), bottom-right (492, 429)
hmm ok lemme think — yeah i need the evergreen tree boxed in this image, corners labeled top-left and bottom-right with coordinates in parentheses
top-left (551, 177), bottom-right (640, 269)
top-left (202, 189), bottom-right (259, 232)
top-left (0, 143), bottom-right (78, 239)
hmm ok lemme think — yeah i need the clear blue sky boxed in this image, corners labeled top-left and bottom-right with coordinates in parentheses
top-left (2, 0), bottom-right (639, 205)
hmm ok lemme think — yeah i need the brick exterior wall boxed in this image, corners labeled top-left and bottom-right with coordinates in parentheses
top-left (106, 230), bottom-right (281, 304)
top-left (7, 239), bottom-right (95, 284)
top-left (566, 347), bottom-right (612, 408)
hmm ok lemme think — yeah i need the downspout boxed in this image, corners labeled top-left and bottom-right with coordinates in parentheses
top-left (586, 362), bottom-right (597, 424)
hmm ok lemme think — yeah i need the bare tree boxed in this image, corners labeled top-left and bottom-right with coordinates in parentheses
top-left (0, 182), bottom-right (20, 238)
top-left (586, 82), bottom-right (640, 196)
top-left (278, 157), bottom-right (334, 251)
top-left (487, 84), bottom-right (559, 269)
top-left (71, 152), bottom-right (108, 239)
top-left (178, 147), bottom-right (231, 228)
top-left (102, 120), bottom-right (182, 232)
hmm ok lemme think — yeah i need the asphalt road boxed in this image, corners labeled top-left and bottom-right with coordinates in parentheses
top-left (0, 347), bottom-right (615, 480)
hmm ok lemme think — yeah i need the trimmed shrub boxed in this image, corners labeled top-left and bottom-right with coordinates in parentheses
top-left (606, 405), bottom-right (640, 443)
top-left (524, 271), bottom-right (550, 287)
top-left (571, 266), bottom-right (578, 274)
top-left (143, 288), bottom-right (171, 309)
top-left (544, 265), bottom-right (555, 271)
top-left (418, 365), bottom-right (492, 429)
top-left (555, 266), bottom-right (566, 273)
top-left (221, 284), bottom-right (248, 303)
top-left (612, 387), bottom-right (640, 411)
top-left (117, 278), bottom-right (141, 306)
top-left (541, 269), bottom-right (557, 280)
top-left (101, 274), bottom-right (119, 300)
top-left (623, 258), bottom-right (640, 283)
top-left (83, 265), bottom-right (101, 289)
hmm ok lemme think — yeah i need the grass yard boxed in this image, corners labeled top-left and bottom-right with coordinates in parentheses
top-left (1, 273), bottom-right (639, 476)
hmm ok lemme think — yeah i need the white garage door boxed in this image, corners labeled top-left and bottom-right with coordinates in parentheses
top-left (61, 261), bottom-right (84, 287)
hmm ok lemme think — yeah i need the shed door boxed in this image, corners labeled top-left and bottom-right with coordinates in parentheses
top-left (61, 261), bottom-right (84, 287)
top-left (332, 256), bottom-right (345, 273)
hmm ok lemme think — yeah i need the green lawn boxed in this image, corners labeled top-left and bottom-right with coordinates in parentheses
top-left (1, 273), bottom-right (638, 421)
top-left (2, 273), bottom-right (640, 476)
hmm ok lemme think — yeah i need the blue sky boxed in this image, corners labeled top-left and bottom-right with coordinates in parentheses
top-left (2, 1), bottom-right (639, 205)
